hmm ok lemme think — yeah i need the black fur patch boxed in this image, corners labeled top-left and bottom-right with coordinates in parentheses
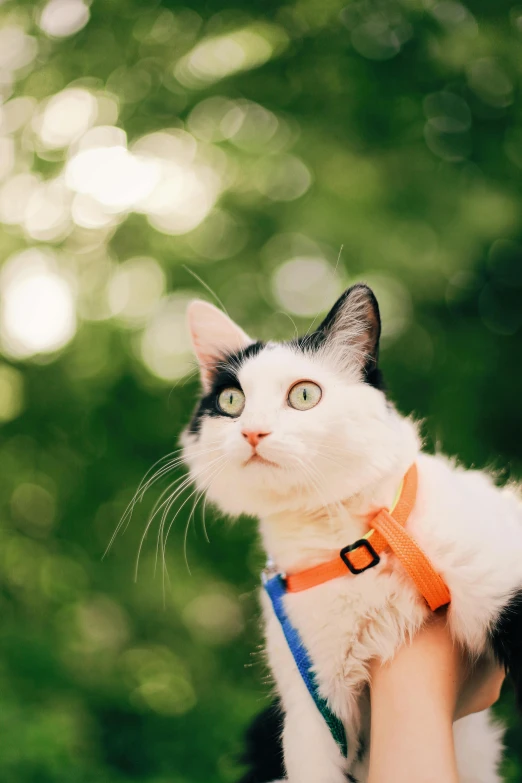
top-left (188, 341), bottom-right (266, 435)
top-left (237, 701), bottom-right (285, 783)
top-left (489, 588), bottom-right (522, 709)
top-left (361, 365), bottom-right (385, 391)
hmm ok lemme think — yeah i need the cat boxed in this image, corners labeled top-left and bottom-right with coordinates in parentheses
top-left (181, 283), bottom-right (522, 783)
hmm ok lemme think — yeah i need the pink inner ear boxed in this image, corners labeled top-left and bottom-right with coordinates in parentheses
top-left (193, 338), bottom-right (224, 377)
top-left (187, 300), bottom-right (252, 391)
top-left (195, 337), bottom-right (247, 392)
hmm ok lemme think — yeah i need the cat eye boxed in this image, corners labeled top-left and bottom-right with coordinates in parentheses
top-left (288, 381), bottom-right (322, 411)
top-left (217, 387), bottom-right (245, 417)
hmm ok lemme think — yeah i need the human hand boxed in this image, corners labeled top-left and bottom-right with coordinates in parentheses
top-left (370, 611), bottom-right (505, 720)
top-left (454, 634), bottom-right (505, 720)
top-left (367, 613), bottom-right (505, 783)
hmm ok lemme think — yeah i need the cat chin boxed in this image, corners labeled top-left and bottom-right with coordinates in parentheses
top-left (195, 463), bottom-right (369, 519)
top-left (188, 457), bottom-right (316, 517)
top-left (201, 471), bottom-right (308, 518)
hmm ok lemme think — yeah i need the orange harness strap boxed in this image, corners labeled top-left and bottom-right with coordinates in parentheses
top-left (284, 464), bottom-right (451, 612)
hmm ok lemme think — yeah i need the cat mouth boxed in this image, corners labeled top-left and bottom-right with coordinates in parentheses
top-left (245, 454), bottom-right (280, 468)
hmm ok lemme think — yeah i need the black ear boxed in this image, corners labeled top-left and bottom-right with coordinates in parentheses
top-left (310, 284), bottom-right (383, 389)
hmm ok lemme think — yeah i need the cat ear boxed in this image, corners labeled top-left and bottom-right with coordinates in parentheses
top-left (313, 284), bottom-right (381, 378)
top-left (187, 300), bottom-right (252, 392)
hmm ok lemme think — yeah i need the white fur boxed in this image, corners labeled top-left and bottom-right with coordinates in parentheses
top-left (182, 301), bottom-right (520, 782)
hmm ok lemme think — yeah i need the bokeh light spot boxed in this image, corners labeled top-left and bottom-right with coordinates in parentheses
top-left (187, 96), bottom-right (239, 142)
top-left (121, 646), bottom-right (196, 716)
top-left (0, 173), bottom-right (41, 225)
top-left (175, 25), bottom-right (284, 88)
top-left (76, 124), bottom-right (126, 152)
top-left (24, 179), bottom-right (71, 241)
top-left (108, 257), bottom-right (166, 327)
top-left (0, 26), bottom-right (37, 71)
top-left (272, 257), bottom-right (341, 316)
top-left (0, 96), bottom-right (37, 134)
top-left (424, 92), bottom-right (471, 132)
top-left (39, 0), bottom-right (90, 38)
top-left (255, 155), bottom-right (311, 201)
top-left (467, 58), bottom-right (514, 108)
top-left (11, 482), bottom-right (56, 538)
top-left (430, 1), bottom-right (478, 34)
top-left (183, 590), bottom-right (243, 644)
top-left (140, 295), bottom-right (194, 381)
top-left (187, 209), bottom-right (247, 260)
top-left (351, 20), bottom-right (405, 61)
top-left (66, 145), bottom-right (161, 212)
top-left (423, 91), bottom-right (472, 161)
top-left (0, 137), bottom-right (14, 180)
top-left (36, 88), bottom-right (97, 149)
top-left (225, 101), bottom-right (280, 151)
top-left (76, 596), bottom-right (130, 653)
top-left (131, 129), bottom-right (223, 235)
top-left (0, 249), bottom-right (77, 359)
top-left (71, 192), bottom-right (120, 229)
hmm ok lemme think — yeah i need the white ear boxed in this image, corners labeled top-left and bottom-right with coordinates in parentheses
top-left (187, 300), bottom-right (252, 392)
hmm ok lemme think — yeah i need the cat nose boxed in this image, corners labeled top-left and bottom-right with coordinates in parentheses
top-left (241, 429), bottom-right (271, 448)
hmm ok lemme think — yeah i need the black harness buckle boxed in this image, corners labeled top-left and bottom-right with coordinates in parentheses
top-left (340, 538), bottom-right (380, 575)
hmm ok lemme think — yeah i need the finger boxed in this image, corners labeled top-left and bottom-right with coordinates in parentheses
top-left (455, 660), bottom-right (505, 720)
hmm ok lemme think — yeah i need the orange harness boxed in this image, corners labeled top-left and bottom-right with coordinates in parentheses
top-left (284, 464), bottom-right (451, 611)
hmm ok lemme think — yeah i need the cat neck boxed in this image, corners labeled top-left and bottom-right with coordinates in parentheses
top-left (259, 442), bottom-right (419, 575)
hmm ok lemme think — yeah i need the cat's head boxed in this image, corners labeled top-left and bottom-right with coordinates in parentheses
top-left (182, 284), bottom-right (416, 518)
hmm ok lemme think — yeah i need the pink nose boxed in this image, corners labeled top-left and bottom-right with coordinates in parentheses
top-left (242, 429), bottom-right (271, 448)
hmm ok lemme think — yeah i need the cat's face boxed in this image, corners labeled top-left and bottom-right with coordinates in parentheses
top-left (182, 285), bottom-right (409, 517)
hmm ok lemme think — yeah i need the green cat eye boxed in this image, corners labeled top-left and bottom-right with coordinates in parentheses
top-left (218, 387), bottom-right (245, 417)
top-left (288, 381), bottom-right (322, 411)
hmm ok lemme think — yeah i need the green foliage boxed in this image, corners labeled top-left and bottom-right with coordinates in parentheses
top-left (1, 0), bottom-right (522, 779)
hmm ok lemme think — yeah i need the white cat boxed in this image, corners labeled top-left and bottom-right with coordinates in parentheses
top-left (182, 284), bottom-right (522, 783)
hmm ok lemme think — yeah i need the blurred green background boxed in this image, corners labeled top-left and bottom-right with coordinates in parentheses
top-left (1, 0), bottom-right (522, 780)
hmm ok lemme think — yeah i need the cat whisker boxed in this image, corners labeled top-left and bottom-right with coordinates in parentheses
top-left (134, 453), bottom-right (224, 581)
top-left (156, 472), bottom-right (213, 600)
top-left (274, 310), bottom-right (299, 341)
top-left (160, 457), bottom-right (228, 595)
top-left (154, 455), bottom-right (226, 577)
top-left (103, 450), bottom-right (185, 557)
top-left (182, 265), bottom-right (229, 315)
top-left (135, 474), bottom-right (190, 581)
top-left (135, 445), bottom-right (223, 501)
top-left (182, 460), bottom-right (229, 576)
top-left (201, 489), bottom-right (212, 543)
top-left (168, 365), bottom-right (200, 401)
top-left (107, 442), bottom-right (223, 559)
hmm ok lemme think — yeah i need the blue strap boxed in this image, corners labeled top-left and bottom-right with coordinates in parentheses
top-left (263, 574), bottom-right (348, 758)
